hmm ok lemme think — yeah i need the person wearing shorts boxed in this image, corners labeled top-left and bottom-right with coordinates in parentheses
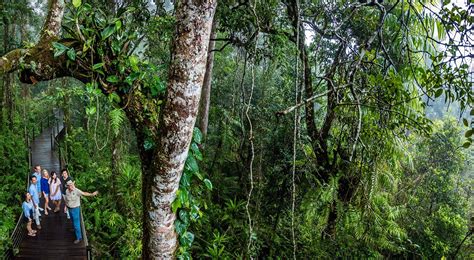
top-left (49, 171), bottom-right (62, 212)
top-left (22, 192), bottom-right (37, 237)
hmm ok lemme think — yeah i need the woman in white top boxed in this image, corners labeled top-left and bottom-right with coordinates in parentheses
top-left (49, 171), bottom-right (62, 213)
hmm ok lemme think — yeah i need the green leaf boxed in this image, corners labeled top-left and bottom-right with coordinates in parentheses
top-left (52, 42), bottom-right (68, 58)
top-left (463, 118), bottom-right (469, 127)
top-left (115, 20), bottom-right (122, 31)
top-left (194, 171), bottom-right (204, 181)
top-left (92, 63), bottom-right (104, 70)
top-left (86, 106), bottom-right (97, 116)
top-left (108, 92), bottom-right (121, 103)
top-left (66, 48), bottom-right (76, 61)
top-left (101, 25), bottom-right (116, 40)
top-left (191, 143), bottom-right (203, 161)
top-left (185, 155), bottom-right (198, 173)
top-left (178, 189), bottom-right (189, 207)
top-left (434, 89), bottom-right (443, 98)
top-left (180, 171), bottom-right (191, 188)
top-left (465, 129), bottom-right (473, 138)
top-left (462, 142), bottom-right (471, 148)
top-left (179, 232), bottom-right (194, 248)
top-left (470, 109), bottom-right (474, 116)
top-left (203, 178), bottom-right (213, 190)
top-left (106, 75), bottom-right (120, 83)
top-left (109, 108), bottom-right (125, 136)
top-left (172, 198), bottom-right (181, 213)
top-left (175, 219), bottom-right (187, 235)
top-left (193, 127), bottom-right (202, 144)
top-left (73, 0), bottom-right (82, 8)
top-left (125, 72), bottom-right (140, 85)
top-left (129, 55), bottom-right (139, 72)
top-left (190, 205), bottom-right (200, 221)
top-left (179, 210), bottom-right (189, 225)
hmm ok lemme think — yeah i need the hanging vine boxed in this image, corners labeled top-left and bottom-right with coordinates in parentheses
top-left (291, 0), bottom-right (301, 258)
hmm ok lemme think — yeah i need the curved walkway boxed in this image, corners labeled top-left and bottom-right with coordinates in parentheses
top-left (15, 113), bottom-right (87, 259)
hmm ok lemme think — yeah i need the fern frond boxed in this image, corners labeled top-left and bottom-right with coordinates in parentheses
top-left (109, 108), bottom-right (126, 137)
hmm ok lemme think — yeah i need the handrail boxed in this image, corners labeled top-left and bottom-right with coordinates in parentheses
top-left (80, 209), bottom-right (92, 259)
top-left (29, 109), bottom-right (61, 141)
top-left (67, 170), bottom-right (92, 259)
top-left (4, 109), bottom-right (70, 259)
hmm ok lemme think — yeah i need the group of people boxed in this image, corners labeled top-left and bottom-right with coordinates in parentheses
top-left (22, 165), bottom-right (98, 244)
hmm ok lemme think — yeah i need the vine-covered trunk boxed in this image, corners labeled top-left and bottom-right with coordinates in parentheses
top-left (142, 0), bottom-right (217, 258)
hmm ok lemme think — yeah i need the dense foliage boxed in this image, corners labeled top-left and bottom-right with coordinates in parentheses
top-left (0, 0), bottom-right (472, 258)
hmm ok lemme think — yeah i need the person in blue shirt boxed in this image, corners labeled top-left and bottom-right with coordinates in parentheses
top-left (41, 169), bottom-right (52, 215)
top-left (28, 175), bottom-right (41, 229)
top-left (22, 192), bottom-right (37, 237)
top-left (31, 165), bottom-right (42, 198)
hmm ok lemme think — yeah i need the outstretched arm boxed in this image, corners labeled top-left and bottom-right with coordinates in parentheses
top-left (82, 191), bottom-right (98, 197)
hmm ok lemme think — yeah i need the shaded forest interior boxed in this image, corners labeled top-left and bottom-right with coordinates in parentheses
top-left (0, 0), bottom-right (472, 258)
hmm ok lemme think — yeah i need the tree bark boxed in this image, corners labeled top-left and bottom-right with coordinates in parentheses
top-left (39, 0), bottom-right (65, 45)
top-left (301, 46), bottom-right (317, 142)
top-left (142, 0), bottom-right (217, 258)
top-left (0, 0), bottom-right (66, 79)
top-left (197, 16), bottom-right (217, 140)
top-left (0, 0), bottom-right (217, 257)
top-left (285, 0), bottom-right (318, 154)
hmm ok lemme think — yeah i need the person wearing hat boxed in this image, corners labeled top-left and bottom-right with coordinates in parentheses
top-left (64, 180), bottom-right (98, 244)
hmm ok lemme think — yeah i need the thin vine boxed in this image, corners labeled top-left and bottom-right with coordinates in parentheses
top-left (291, 0), bottom-right (301, 258)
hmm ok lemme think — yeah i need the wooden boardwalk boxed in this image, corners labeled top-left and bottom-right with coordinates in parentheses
top-left (15, 113), bottom-right (87, 260)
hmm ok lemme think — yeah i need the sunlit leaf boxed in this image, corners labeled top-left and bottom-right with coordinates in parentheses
top-left (106, 75), bottom-right (120, 83)
top-left (73, 0), bottom-right (82, 8)
top-left (203, 178), bottom-right (213, 190)
top-left (101, 25), bottom-right (116, 40)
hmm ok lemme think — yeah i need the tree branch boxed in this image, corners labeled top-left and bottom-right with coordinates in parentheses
top-left (276, 84), bottom-right (349, 116)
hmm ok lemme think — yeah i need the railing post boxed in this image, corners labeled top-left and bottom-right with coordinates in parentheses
top-left (59, 146), bottom-right (62, 170)
top-left (87, 246), bottom-right (92, 260)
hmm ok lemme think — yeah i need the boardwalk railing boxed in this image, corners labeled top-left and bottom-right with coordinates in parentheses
top-left (3, 110), bottom-right (60, 259)
top-left (5, 109), bottom-right (91, 259)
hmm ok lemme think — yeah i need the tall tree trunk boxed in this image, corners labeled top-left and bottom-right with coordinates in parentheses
top-left (197, 16), bottom-right (217, 140)
top-left (300, 45), bottom-right (317, 142)
top-left (285, 0), bottom-right (317, 146)
top-left (142, 0), bottom-right (217, 258)
top-left (2, 9), bottom-right (9, 126)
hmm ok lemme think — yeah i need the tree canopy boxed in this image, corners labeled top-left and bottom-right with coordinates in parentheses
top-left (0, 0), bottom-right (472, 258)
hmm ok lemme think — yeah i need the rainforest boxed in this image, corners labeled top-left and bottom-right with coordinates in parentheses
top-left (0, 0), bottom-right (472, 259)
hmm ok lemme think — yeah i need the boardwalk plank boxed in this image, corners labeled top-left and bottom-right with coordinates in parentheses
top-left (15, 114), bottom-right (87, 260)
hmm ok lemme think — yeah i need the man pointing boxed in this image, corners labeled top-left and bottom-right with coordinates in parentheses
top-left (64, 180), bottom-right (98, 244)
